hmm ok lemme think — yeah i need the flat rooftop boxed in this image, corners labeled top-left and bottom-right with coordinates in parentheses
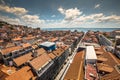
top-left (96, 47), bottom-right (120, 79)
top-left (86, 46), bottom-right (97, 60)
top-left (64, 50), bottom-right (85, 80)
top-left (40, 41), bottom-right (55, 47)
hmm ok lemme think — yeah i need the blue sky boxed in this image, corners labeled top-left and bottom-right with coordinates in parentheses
top-left (0, 0), bottom-right (120, 28)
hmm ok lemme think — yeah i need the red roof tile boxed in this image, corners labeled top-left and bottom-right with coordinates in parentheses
top-left (29, 53), bottom-right (51, 70)
top-left (0, 46), bottom-right (22, 55)
top-left (13, 52), bottom-right (33, 66)
top-left (12, 37), bottom-right (22, 41)
top-left (22, 43), bottom-right (31, 48)
top-left (5, 66), bottom-right (34, 80)
top-left (48, 53), bottom-right (56, 59)
top-left (85, 64), bottom-right (98, 80)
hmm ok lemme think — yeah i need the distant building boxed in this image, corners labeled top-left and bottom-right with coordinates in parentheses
top-left (97, 34), bottom-right (113, 46)
top-left (114, 36), bottom-right (120, 58)
top-left (0, 43), bottom-right (32, 66)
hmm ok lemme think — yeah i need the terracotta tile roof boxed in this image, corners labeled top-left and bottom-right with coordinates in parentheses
top-left (85, 64), bottom-right (98, 80)
top-left (97, 57), bottom-right (108, 62)
top-left (56, 42), bottom-right (64, 47)
top-left (22, 43), bottom-right (31, 48)
top-left (28, 35), bottom-right (33, 37)
top-left (29, 53), bottom-right (51, 70)
top-left (32, 45), bottom-right (38, 49)
top-left (94, 47), bottom-right (101, 51)
top-left (0, 46), bottom-right (22, 55)
top-left (48, 53), bottom-right (56, 59)
top-left (0, 65), bottom-right (16, 79)
top-left (0, 70), bottom-right (8, 80)
top-left (96, 47), bottom-right (120, 79)
top-left (13, 52), bottom-right (33, 66)
top-left (53, 48), bottom-right (64, 57)
top-left (61, 45), bottom-right (69, 50)
top-left (5, 66), bottom-right (34, 80)
top-left (5, 43), bottom-right (15, 48)
top-left (49, 37), bottom-right (58, 42)
top-left (24, 36), bottom-right (35, 40)
top-left (1, 65), bottom-right (16, 76)
top-left (96, 51), bottom-right (103, 55)
top-left (52, 46), bottom-right (68, 57)
top-left (12, 37), bottom-right (22, 41)
top-left (97, 63), bottom-right (113, 73)
top-left (64, 51), bottom-right (84, 80)
top-left (0, 40), bottom-right (4, 43)
top-left (36, 48), bottom-right (46, 56)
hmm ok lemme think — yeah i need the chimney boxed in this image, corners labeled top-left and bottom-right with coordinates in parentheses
top-left (32, 50), bottom-right (37, 57)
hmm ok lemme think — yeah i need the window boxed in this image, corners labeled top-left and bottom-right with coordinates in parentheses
top-left (3, 55), bottom-right (7, 58)
top-left (3, 53), bottom-right (12, 58)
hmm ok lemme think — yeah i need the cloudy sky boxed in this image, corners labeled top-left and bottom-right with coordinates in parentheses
top-left (0, 0), bottom-right (120, 28)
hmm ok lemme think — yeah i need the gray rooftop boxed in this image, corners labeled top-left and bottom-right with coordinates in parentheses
top-left (40, 41), bottom-right (55, 47)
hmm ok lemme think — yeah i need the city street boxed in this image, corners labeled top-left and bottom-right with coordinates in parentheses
top-left (55, 33), bottom-right (86, 80)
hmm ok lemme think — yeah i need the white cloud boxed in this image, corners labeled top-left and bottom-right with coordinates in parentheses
top-left (0, 5), bottom-right (28, 15)
top-left (42, 20), bottom-right (69, 28)
top-left (99, 15), bottom-right (120, 22)
top-left (85, 13), bottom-right (120, 23)
top-left (21, 15), bottom-right (44, 23)
top-left (0, 4), bottom-right (46, 27)
top-left (0, 4), bottom-right (45, 27)
top-left (0, 14), bottom-right (45, 28)
top-left (21, 14), bottom-right (45, 27)
top-left (0, 5), bottom-right (120, 28)
top-left (94, 4), bottom-right (100, 9)
top-left (0, 15), bottom-right (21, 25)
top-left (74, 13), bottom-right (120, 23)
top-left (58, 7), bottom-right (65, 14)
top-left (39, 13), bottom-right (120, 28)
top-left (78, 13), bottom-right (104, 23)
top-left (51, 15), bottom-right (56, 17)
top-left (58, 7), bottom-right (82, 20)
top-left (46, 7), bottom-right (120, 28)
